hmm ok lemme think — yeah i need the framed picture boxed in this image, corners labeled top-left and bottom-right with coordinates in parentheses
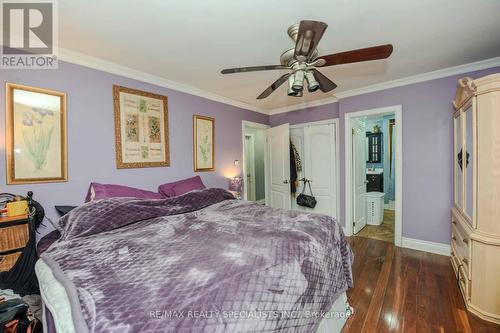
top-left (5, 83), bottom-right (67, 184)
top-left (113, 85), bottom-right (169, 168)
top-left (193, 115), bottom-right (215, 172)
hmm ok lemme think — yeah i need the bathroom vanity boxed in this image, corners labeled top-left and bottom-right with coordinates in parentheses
top-left (366, 169), bottom-right (383, 192)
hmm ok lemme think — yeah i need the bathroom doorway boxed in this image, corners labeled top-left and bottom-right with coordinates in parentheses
top-left (242, 121), bottom-right (268, 204)
top-left (345, 105), bottom-right (402, 245)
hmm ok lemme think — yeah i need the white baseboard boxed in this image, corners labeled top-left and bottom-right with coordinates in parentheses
top-left (342, 226), bottom-right (350, 236)
top-left (402, 237), bottom-right (450, 256)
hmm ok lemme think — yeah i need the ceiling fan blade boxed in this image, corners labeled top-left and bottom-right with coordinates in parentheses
top-left (311, 69), bottom-right (337, 93)
top-left (317, 44), bottom-right (393, 67)
top-left (294, 20), bottom-right (328, 61)
top-left (221, 65), bottom-right (287, 74)
top-left (256, 73), bottom-right (291, 99)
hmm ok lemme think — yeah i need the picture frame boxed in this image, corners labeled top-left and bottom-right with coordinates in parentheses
top-left (5, 83), bottom-right (67, 184)
top-left (113, 85), bottom-right (169, 169)
top-left (193, 115), bottom-right (215, 172)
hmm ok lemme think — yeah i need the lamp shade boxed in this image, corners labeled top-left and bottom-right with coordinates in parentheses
top-left (228, 177), bottom-right (243, 192)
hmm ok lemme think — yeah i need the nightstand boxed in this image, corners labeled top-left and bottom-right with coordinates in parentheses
top-left (0, 214), bottom-right (30, 272)
top-left (0, 213), bottom-right (39, 295)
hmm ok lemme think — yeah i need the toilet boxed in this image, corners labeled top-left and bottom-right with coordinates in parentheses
top-left (365, 192), bottom-right (385, 225)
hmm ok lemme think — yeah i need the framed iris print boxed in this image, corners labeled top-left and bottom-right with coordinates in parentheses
top-left (5, 83), bottom-right (67, 184)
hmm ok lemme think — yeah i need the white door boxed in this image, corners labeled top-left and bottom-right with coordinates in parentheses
top-left (244, 134), bottom-right (256, 201)
top-left (352, 119), bottom-right (367, 233)
top-left (266, 124), bottom-right (291, 209)
top-left (303, 123), bottom-right (337, 219)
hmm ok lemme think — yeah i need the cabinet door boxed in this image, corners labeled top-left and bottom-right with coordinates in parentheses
top-left (366, 133), bottom-right (382, 163)
top-left (463, 104), bottom-right (475, 226)
top-left (454, 112), bottom-right (463, 210)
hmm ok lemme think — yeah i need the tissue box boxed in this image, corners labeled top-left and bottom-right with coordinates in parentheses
top-left (6, 200), bottom-right (28, 217)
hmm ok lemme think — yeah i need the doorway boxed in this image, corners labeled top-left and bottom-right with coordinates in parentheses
top-left (345, 105), bottom-right (402, 246)
top-left (242, 121), bottom-right (269, 204)
top-left (244, 134), bottom-right (256, 200)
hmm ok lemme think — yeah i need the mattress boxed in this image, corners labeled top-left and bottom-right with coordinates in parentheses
top-left (37, 260), bottom-right (74, 333)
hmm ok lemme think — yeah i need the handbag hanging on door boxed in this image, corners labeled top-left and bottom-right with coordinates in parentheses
top-left (296, 180), bottom-right (317, 208)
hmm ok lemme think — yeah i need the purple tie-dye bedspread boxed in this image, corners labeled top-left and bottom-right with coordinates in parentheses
top-left (39, 188), bottom-right (353, 333)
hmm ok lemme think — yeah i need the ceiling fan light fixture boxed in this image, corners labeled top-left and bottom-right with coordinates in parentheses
top-left (220, 20), bottom-right (393, 100)
top-left (305, 71), bottom-right (320, 92)
top-left (287, 74), bottom-right (300, 96)
top-left (292, 70), bottom-right (305, 92)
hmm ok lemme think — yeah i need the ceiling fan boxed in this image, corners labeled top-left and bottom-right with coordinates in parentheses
top-left (221, 20), bottom-right (393, 99)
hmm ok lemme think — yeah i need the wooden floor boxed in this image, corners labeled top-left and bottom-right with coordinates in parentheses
top-left (343, 236), bottom-right (500, 333)
top-left (357, 210), bottom-right (395, 243)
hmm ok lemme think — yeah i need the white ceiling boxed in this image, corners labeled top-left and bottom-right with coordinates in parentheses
top-left (58, 0), bottom-right (500, 113)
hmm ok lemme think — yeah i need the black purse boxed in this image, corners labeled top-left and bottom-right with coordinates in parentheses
top-left (296, 180), bottom-right (317, 208)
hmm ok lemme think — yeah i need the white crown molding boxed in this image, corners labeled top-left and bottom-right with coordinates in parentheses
top-left (268, 56), bottom-right (500, 115)
top-left (57, 48), bottom-right (500, 117)
top-left (335, 56), bottom-right (500, 99)
top-left (402, 237), bottom-right (450, 256)
top-left (268, 96), bottom-right (339, 115)
top-left (58, 48), bottom-right (268, 115)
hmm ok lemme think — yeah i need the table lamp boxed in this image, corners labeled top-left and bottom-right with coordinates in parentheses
top-left (228, 176), bottom-right (243, 199)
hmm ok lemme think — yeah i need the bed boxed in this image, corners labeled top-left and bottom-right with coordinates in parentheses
top-left (36, 188), bottom-right (353, 333)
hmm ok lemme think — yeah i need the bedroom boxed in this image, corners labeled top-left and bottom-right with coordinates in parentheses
top-left (0, 0), bottom-right (500, 332)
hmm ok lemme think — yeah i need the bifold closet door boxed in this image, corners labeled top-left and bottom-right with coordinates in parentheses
top-left (303, 123), bottom-right (337, 219)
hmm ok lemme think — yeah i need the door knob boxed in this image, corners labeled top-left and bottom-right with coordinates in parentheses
top-left (283, 180), bottom-right (289, 184)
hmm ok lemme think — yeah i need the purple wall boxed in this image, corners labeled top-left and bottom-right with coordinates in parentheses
top-left (0, 61), bottom-right (268, 225)
top-left (269, 102), bottom-right (339, 127)
top-left (271, 66), bottom-right (500, 244)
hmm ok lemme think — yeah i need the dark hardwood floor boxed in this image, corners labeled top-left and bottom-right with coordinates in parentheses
top-left (344, 236), bottom-right (500, 333)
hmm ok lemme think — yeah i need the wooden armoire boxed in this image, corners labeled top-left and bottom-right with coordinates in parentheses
top-left (451, 73), bottom-right (500, 324)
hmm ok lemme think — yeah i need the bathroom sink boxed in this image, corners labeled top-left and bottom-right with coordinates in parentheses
top-left (366, 168), bottom-right (383, 175)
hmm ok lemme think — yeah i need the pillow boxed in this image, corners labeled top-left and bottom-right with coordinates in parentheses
top-left (158, 176), bottom-right (206, 197)
top-left (85, 182), bottom-right (164, 202)
top-left (59, 188), bottom-right (233, 240)
top-left (37, 229), bottom-right (61, 255)
top-left (55, 205), bottom-right (78, 217)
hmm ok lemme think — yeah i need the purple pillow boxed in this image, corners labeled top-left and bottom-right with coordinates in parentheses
top-left (85, 182), bottom-right (164, 202)
top-left (158, 176), bottom-right (206, 197)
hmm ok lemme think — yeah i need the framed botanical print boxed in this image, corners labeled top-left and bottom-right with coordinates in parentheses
top-left (5, 83), bottom-right (67, 184)
top-left (193, 115), bottom-right (215, 172)
top-left (113, 85), bottom-right (169, 168)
